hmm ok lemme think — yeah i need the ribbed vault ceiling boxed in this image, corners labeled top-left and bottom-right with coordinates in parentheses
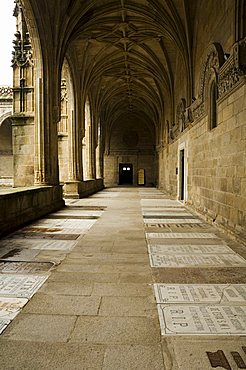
top-left (29, 0), bottom-right (192, 134)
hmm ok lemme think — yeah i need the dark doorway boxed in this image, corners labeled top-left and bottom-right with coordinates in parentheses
top-left (180, 149), bottom-right (185, 200)
top-left (119, 163), bottom-right (133, 185)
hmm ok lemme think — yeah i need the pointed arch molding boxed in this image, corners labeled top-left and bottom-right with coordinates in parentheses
top-left (191, 43), bottom-right (225, 121)
top-left (191, 39), bottom-right (246, 121)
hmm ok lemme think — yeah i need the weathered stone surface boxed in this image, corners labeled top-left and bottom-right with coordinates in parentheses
top-left (1, 314), bottom-right (76, 342)
top-left (70, 316), bottom-right (161, 345)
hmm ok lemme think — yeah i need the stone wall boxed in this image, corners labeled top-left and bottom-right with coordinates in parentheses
top-left (0, 185), bottom-right (64, 236)
top-left (159, 83), bottom-right (246, 242)
top-left (104, 118), bottom-right (156, 187)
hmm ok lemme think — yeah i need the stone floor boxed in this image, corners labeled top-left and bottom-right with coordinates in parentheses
top-left (0, 187), bottom-right (245, 369)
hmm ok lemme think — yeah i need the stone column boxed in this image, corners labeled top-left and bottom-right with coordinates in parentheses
top-left (11, 1), bottom-right (35, 187)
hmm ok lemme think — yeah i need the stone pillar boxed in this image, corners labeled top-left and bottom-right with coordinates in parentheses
top-left (12, 1), bottom-right (35, 187)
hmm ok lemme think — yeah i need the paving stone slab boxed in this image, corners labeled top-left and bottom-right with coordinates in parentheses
top-left (154, 284), bottom-right (246, 304)
top-left (0, 261), bottom-right (54, 273)
top-left (157, 304), bottom-right (246, 335)
top-left (23, 293), bottom-right (101, 316)
top-left (148, 244), bottom-right (235, 255)
top-left (70, 316), bottom-right (161, 344)
top-left (49, 271), bottom-right (120, 283)
top-left (149, 253), bottom-right (246, 268)
top-left (0, 297), bottom-right (28, 321)
top-left (92, 283), bottom-right (152, 297)
top-left (0, 342), bottom-right (105, 370)
top-left (56, 262), bottom-right (149, 274)
top-left (0, 274), bottom-right (48, 298)
top-left (39, 281), bottom-right (93, 296)
top-left (1, 313), bottom-right (77, 342)
top-left (102, 345), bottom-right (164, 370)
top-left (99, 296), bottom-right (156, 317)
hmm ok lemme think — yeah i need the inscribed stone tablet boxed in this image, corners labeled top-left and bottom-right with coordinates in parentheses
top-left (158, 305), bottom-right (246, 335)
top-left (23, 227), bottom-right (87, 235)
top-left (0, 274), bottom-right (48, 298)
top-left (144, 219), bottom-right (201, 224)
top-left (154, 284), bottom-right (246, 304)
top-left (30, 240), bottom-right (77, 250)
top-left (0, 297), bottom-right (28, 320)
top-left (149, 254), bottom-right (246, 268)
top-left (0, 261), bottom-right (54, 273)
top-left (32, 219), bottom-right (95, 228)
top-left (146, 233), bottom-right (217, 239)
top-left (0, 249), bottom-right (40, 261)
top-left (148, 244), bottom-right (234, 255)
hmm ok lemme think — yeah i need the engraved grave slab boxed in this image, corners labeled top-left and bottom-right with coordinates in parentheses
top-left (154, 284), bottom-right (246, 304)
top-left (0, 297), bottom-right (28, 320)
top-left (146, 233), bottom-right (218, 239)
top-left (141, 200), bottom-right (182, 206)
top-left (148, 244), bottom-right (234, 254)
top-left (30, 240), bottom-right (77, 251)
top-left (23, 227), bottom-right (88, 235)
top-left (144, 219), bottom-right (202, 224)
top-left (149, 254), bottom-right (246, 268)
top-left (157, 305), bottom-right (246, 335)
top-left (9, 232), bottom-right (80, 240)
top-left (0, 261), bottom-right (54, 273)
top-left (0, 249), bottom-right (40, 261)
top-left (32, 219), bottom-right (96, 229)
top-left (0, 239), bottom-right (77, 251)
top-left (0, 274), bottom-right (48, 298)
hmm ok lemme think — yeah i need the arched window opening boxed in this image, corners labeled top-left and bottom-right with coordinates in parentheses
top-left (209, 80), bottom-right (218, 130)
top-left (96, 123), bottom-right (102, 179)
top-left (0, 119), bottom-right (13, 187)
top-left (82, 98), bottom-right (93, 180)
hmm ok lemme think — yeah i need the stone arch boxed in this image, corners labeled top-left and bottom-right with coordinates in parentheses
top-left (0, 118), bottom-right (13, 185)
top-left (191, 43), bottom-right (225, 121)
top-left (199, 43), bottom-right (224, 104)
top-left (0, 112), bottom-right (12, 127)
top-left (208, 78), bottom-right (218, 130)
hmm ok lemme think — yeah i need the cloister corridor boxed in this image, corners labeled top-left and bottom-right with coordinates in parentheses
top-left (0, 0), bottom-right (246, 368)
top-left (0, 187), bottom-right (245, 369)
